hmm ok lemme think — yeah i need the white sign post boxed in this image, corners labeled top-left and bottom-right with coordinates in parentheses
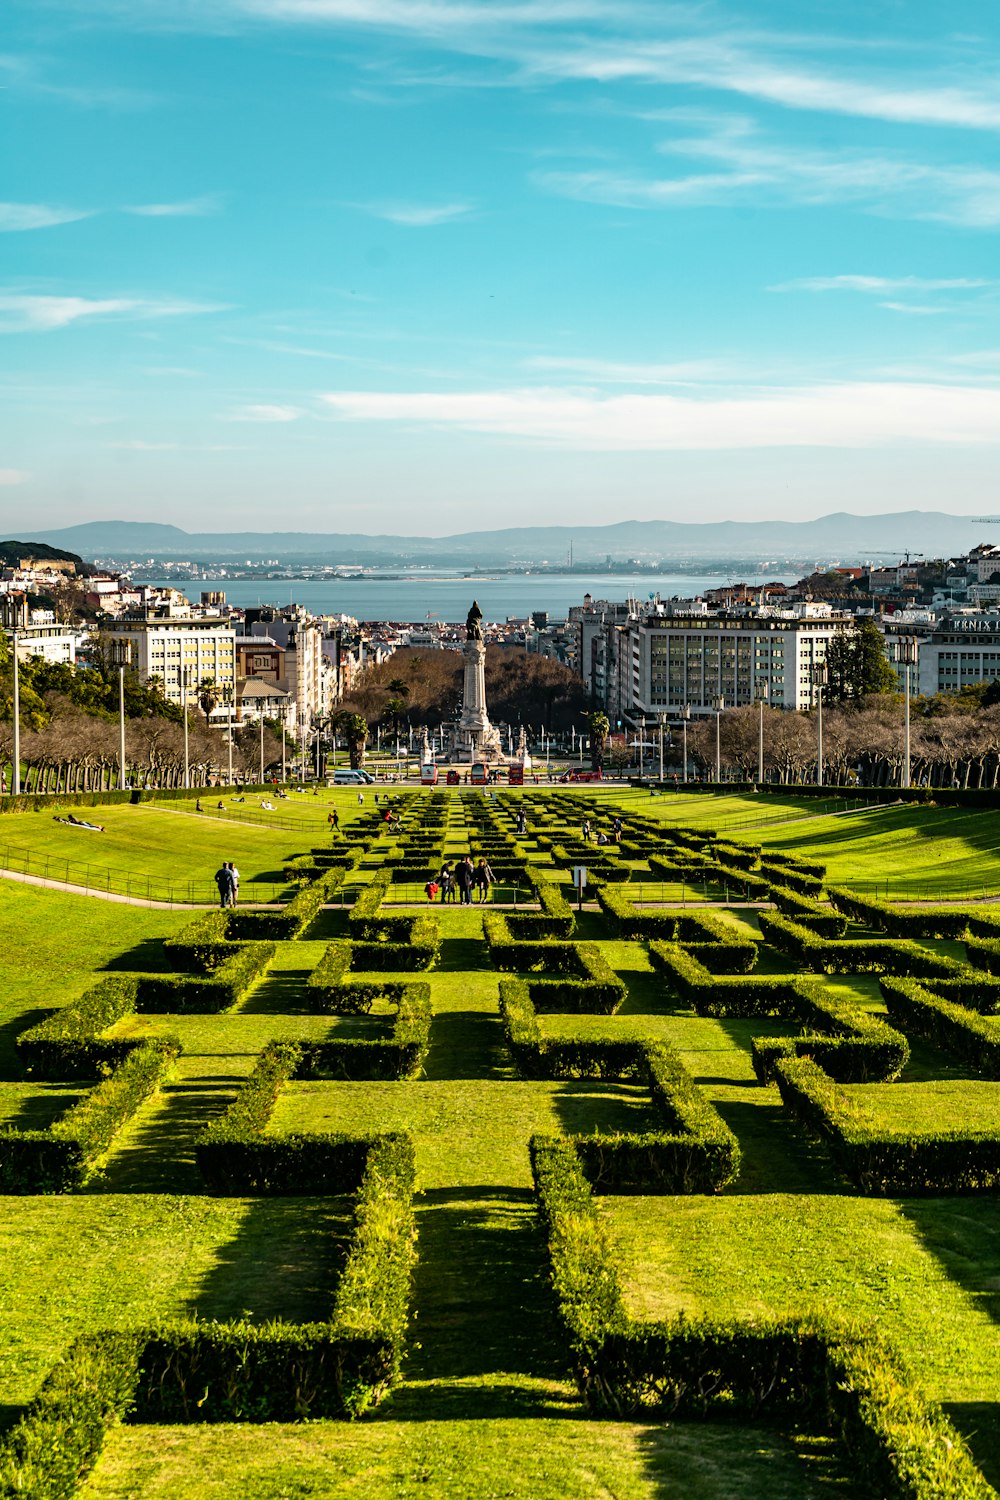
top-left (572, 865), bottom-right (587, 912)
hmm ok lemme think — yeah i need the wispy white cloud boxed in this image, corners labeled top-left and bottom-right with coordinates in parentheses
top-left (0, 469), bottom-right (30, 486)
top-left (318, 381), bottom-right (1000, 450)
top-left (0, 202), bottom-right (94, 232)
top-left (124, 194), bottom-right (223, 217)
top-left (226, 403), bottom-right (304, 421)
top-left (772, 275), bottom-right (995, 294)
top-left (537, 122), bottom-right (1000, 227)
top-left (360, 200), bottom-right (474, 226)
top-left (0, 293), bottom-right (229, 332)
top-left (105, 439), bottom-right (178, 450)
top-left (878, 301), bottom-right (951, 316)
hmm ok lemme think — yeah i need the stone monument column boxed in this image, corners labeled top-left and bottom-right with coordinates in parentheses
top-left (456, 601), bottom-right (503, 762)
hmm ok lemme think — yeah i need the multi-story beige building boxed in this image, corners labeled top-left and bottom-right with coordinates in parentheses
top-left (103, 610), bottom-right (236, 706)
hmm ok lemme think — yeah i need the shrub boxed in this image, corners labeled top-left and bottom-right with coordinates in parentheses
top-left (164, 911), bottom-right (239, 972)
top-left (504, 879), bottom-right (575, 939)
top-left (773, 1055), bottom-right (1000, 1195)
top-left (0, 1042), bottom-right (176, 1193)
top-left (880, 978), bottom-right (1000, 1078)
top-left (528, 1136), bottom-right (992, 1498)
top-left (757, 913), bottom-right (967, 978)
top-left (827, 887), bottom-right (974, 940)
top-left (136, 942), bottom-right (275, 1013)
top-left (17, 977), bottom-right (143, 1079)
top-left (297, 985), bottom-right (432, 1080)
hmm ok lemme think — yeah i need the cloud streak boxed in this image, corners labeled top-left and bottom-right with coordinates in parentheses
top-left (318, 382), bottom-right (1000, 450)
top-left (772, 275), bottom-right (996, 294)
top-left (0, 202), bottom-right (94, 232)
top-left (226, 402), bottom-right (304, 421)
top-left (359, 200), bottom-right (474, 225)
top-left (0, 293), bottom-right (229, 332)
top-left (123, 195), bottom-right (223, 217)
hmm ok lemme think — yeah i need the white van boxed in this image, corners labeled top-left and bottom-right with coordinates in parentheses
top-left (329, 768), bottom-right (374, 785)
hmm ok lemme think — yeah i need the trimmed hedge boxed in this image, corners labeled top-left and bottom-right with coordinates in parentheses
top-left (504, 879), bottom-right (576, 939)
top-left (649, 944), bottom-right (907, 1082)
top-left (774, 1055), bottom-right (1000, 1195)
top-left (880, 978), bottom-right (1000, 1077)
top-left (164, 911), bottom-right (240, 973)
top-left (0, 1042), bottom-right (176, 1193)
top-left (135, 941), bottom-right (275, 1013)
top-left (297, 985), bottom-right (432, 1080)
top-left (197, 1042), bottom-right (418, 1190)
top-left (756, 912), bottom-right (967, 977)
top-left (17, 976), bottom-right (143, 1078)
top-left (827, 887), bottom-right (982, 941)
top-left (225, 866), bottom-right (348, 941)
top-left (528, 1136), bottom-right (993, 1498)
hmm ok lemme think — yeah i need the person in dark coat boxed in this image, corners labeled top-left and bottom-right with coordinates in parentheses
top-left (214, 864), bottom-right (235, 909)
top-left (474, 858), bottom-right (495, 903)
top-left (455, 855), bottom-right (474, 906)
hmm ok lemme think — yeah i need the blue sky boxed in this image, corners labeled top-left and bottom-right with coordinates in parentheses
top-left (3, 0), bottom-right (1000, 535)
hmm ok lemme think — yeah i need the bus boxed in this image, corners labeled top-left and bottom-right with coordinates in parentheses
top-left (470, 763), bottom-right (488, 786)
top-left (420, 763), bottom-right (439, 786)
top-left (507, 763), bottom-right (524, 786)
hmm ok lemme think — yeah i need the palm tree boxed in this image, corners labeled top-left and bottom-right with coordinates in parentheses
top-left (588, 711), bottom-right (610, 771)
top-left (334, 711), bottom-right (369, 769)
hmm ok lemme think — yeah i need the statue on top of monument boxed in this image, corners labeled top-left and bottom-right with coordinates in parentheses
top-left (465, 600), bottom-right (484, 642)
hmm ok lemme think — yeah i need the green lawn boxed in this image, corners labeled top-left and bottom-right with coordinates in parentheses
top-left (5, 788), bottom-right (1000, 1496)
top-left (82, 1419), bottom-right (853, 1500)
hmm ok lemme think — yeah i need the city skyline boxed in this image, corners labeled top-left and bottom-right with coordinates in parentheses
top-left (3, 0), bottom-right (1000, 531)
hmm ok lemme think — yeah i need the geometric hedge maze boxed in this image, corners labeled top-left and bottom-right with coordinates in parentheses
top-left (0, 789), bottom-right (998, 1497)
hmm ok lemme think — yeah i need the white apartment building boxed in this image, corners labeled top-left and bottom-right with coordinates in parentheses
top-left (625, 606), bottom-right (852, 718)
top-left (103, 612), bottom-right (236, 706)
top-left (4, 623), bottom-right (77, 665)
top-left (884, 614), bottom-right (1000, 697)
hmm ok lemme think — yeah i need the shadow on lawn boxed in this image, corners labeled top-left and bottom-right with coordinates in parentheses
top-left (96, 1078), bottom-right (241, 1194)
top-left (0, 1007), bottom-right (48, 1077)
top-left (101, 939), bottom-right (172, 974)
top-left (942, 1401), bottom-right (1000, 1492)
top-left (183, 1197), bottom-right (351, 1326)
top-left (405, 1186), bottom-right (566, 1391)
top-left (4, 1086), bottom-right (84, 1132)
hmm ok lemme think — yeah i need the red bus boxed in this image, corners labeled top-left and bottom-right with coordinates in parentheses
top-left (507, 764), bottom-right (524, 786)
top-left (470, 762), bottom-right (488, 786)
top-left (420, 764), bottom-right (439, 786)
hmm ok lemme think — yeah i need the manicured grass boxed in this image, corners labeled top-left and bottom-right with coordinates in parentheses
top-left (0, 1195), bottom-right (342, 1408)
top-left (747, 803), bottom-right (1000, 899)
top-left (82, 1418), bottom-right (851, 1500)
top-left (0, 885), bottom-right (190, 1070)
top-left (8, 788), bottom-right (1000, 1496)
top-left (843, 1079), bottom-right (1000, 1134)
top-left (0, 803), bottom-right (308, 901)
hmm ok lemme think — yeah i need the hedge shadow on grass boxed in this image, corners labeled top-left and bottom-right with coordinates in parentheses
top-left (941, 1401), bottom-right (1000, 1492)
top-left (96, 1078), bottom-right (243, 1195)
top-left (235, 966), bottom-right (315, 1016)
top-left (0, 1008), bottom-right (47, 1075)
top-left (405, 1185), bottom-right (567, 1392)
top-left (101, 939), bottom-right (174, 974)
top-left (551, 1080), bottom-right (663, 1143)
top-left (183, 1197), bottom-right (353, 1328)
top-left (3, 1086), bottom-right (84, 1133)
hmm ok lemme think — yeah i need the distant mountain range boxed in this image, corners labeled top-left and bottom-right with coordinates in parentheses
top-left (25, 512), bottom-right (997, 565)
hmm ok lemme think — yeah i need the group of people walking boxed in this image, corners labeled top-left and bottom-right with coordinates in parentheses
top-left (580, 815), bottom-right (623, 846)
top-left (426, 855), bottom-right (494, 905)
top-left (214, 861), bottom-right (241, 908)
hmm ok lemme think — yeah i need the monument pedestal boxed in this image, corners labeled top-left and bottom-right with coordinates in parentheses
top-left (455, 627), bottom-right (504, 763)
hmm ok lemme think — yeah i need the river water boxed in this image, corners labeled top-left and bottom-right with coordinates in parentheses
top-left (146, 571), bottom-right (799, 623)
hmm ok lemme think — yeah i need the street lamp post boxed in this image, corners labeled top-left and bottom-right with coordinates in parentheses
top-left (756, 680), bottom-right (769, 786)
top-left (281, 712), bottom-right (286, 785)
top-left (182, 668), bottom-right (190, 789)
top-left (812, 663), bottom-right (828, 786)
top-left (227, 688), bottom-right (234, 786)
top-left (680, 704), bottom-right (691, 784)
top-left (714, 696), bottom-right (725, 783)
top-left (259, 712), bottom-right (265, 782)
top-left (658, 713), bottom-right (667, 782)
top-left (638, 723), bottom-right (644, 781)
top-left (900, 637), bottom-right (918, 788)
top-left (118, 665), bottom-right (126, 790)
top-left (11, 628), bottom-right (20, 795)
